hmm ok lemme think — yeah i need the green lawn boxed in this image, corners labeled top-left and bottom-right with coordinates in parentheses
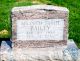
top-left (0, 0), bottom-right (80, 48)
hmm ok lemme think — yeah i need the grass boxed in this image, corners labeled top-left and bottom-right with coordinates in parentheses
top-left (0, 0), bottom-right (80, 48)
top-left (0, 0), bottom-right (32, 38)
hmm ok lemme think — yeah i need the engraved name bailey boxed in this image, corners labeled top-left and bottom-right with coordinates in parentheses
top-left (17, 19), bottom-right (64, 40)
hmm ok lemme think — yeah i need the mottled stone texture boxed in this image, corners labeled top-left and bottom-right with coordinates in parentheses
top-left (11, 5), bottom-right (69, 48)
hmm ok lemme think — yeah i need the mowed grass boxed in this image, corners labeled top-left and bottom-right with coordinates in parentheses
top-left (0, 0), bottom-right (80, 48)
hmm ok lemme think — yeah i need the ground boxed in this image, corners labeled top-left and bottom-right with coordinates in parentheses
top-left (0, 0), bottom-right (80, 48)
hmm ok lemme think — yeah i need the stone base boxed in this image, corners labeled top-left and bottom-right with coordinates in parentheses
top-left (0, 40), bottom-right (80, 61)
top-left (0, 46), bottom-right (66, 61)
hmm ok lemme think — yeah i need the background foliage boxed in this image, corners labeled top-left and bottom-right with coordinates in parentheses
top-left (0, 0), bottom-right (80, 48)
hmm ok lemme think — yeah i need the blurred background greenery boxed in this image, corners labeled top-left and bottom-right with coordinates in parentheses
top-left (0, 0), bottom-right (80, 48)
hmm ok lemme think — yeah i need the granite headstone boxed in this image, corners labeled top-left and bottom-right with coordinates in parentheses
top-left (11, 5), bottom-right (69, 48)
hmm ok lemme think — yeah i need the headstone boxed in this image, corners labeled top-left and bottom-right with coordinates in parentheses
top-left (11, 5), bottom-right (69, 60)
top-left (11, 5), bottom-right (69, 48)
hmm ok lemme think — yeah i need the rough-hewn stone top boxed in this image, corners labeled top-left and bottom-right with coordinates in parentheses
top-left (12, 5), bottom-right (69, 12)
